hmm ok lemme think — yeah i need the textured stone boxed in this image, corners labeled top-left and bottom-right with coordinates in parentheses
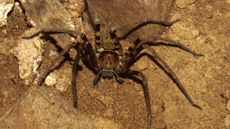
top-left (176, 0), bottom-right (196, 9)
top-left (227, 100), bottom-right (230, 112)
top-left (225, 115), bottom-right (230, 128)
top-left (0, 0), bottom-right (14, 27)
top-left (0, 87), bottom-right (96, 129)
top-left (11, 35), bottom-right (44, 84)
top-left (94, 117), bottom-right (121, 129)
top-left (45, 62), bottom-right (72, 92)
top-left (17, 0), bottom-right (81, 88)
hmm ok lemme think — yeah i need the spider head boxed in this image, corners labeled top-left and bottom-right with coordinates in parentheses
top-left (93, 69), bottom-right (124, 85)
top-left (93, 51), bottom-right (124, 85)
top-left (101, 69), bottom-right (114, 79)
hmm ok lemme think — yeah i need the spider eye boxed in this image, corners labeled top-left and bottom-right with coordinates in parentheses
top-left (114, 45), bottom-right (120, 50)
top-left (128, 47), bottom-right (133, 51)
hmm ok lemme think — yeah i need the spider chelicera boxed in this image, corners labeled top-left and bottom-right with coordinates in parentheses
top-left (23, 0), bottom-right (203, 128)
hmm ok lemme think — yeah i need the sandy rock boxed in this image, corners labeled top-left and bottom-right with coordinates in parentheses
top-left (135, 56), bottom-right (149, 71)
top-left (0, 87), bottom-right (96, 129)
top-left (176, 0), bottom-right (196, 9)
top-left (11, 36), bottom-right (44, 84)
top-left (94, 117), bottom-right (121, 129)
top-left (45, 62), bottom-right (72, 92)
top-left (19, 0), bottom-right (75, 29)
top-left (225, 115), bottom-right (230, 128)
top-left (44, 72), bottom-right (57, 86)
top-left (0, 0), bottom-right (14, 27)
top-left (169, 21), bottom-right (200, 41)
top-left (62, 0), bottom-right (85, 18)
top-left (19, 0), bottom-right (79, 48)
top-left (227, 100), bottom-right (230, 112)
top-left (16, 0), bottom-right (82, 89)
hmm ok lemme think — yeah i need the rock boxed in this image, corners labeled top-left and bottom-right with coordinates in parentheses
top-left (94, 117), bottom-right (121, 129)
top-left (227, 100), bottom-right (230, 112)
top-left (176, 0), bottom-right (196, 9)
top-left (62, 0), bottom-right (85, 18)
top-left (169, 22), bottom-right (200, 41)
top-left (19, 0), bottom-right (79, 48)
top-left (135, 56), bottom-right (149, 71)
top-left (0, 87), bottom-right (96, 129)
top-left (227, 0), bottom-right (230, 4)
top-left (45, 62), bottom-right (72, 92)
top-left (16, 0), bottom-right (83, 88)
top-left (10, 35), bottom-right (44, 84)
top-left (44, 72), bottom-right (57, 86)
top-left (0, 0), bottom-right (14, 27)
top-left (225, 115), bottom-right (230, 128)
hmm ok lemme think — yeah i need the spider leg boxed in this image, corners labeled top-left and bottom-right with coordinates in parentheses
top-left (37, 43), bottom-right (76, 85)
top-left (121, 70), bottom-right (152, 129)
top-left (85, 0), bottom-right (100, 29)
top-left (81, 42), bottom-right (99, 73)
top-left (124, 35), bottom-right (203, 70)
top-left (111, 19), bottom-right (179, 39)
top-left (22, 28), bottom-right (77, 39)
top-left (136, 36), bottom-right (203, 56)
top-left (72, 47), bottom-right (82, 109)
top-left (85, 0), bottom-right (101, 49)
top-left (93, 71), bottom-right (102, 85)
top-left (140, 45), bottom-right (202, 110)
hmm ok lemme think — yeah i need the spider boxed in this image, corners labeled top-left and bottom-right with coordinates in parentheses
top-left (23, 0), bottom-right (203, 129)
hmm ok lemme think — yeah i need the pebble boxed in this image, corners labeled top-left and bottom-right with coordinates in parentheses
top-left (227, 100), bottom-right (230, 112)
top-left (45, 73), bottom-right (57, 86)
top-left (0, 1), bottom-right (14, 27)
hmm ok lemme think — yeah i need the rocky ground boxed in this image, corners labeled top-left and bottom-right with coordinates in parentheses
top-left (0, 0), bottom-right (229, 129)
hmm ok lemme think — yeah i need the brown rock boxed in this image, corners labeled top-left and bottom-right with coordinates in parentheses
top-left (0, 87), bottom-right (96, 129)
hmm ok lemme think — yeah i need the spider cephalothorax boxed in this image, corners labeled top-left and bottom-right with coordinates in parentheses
top-left (23, 0), bottom-right (203, 129)
top-left (93, 24), bottom-right (124, 84)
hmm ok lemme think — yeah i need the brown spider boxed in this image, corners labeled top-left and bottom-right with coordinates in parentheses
top-left (23, 0), bottom-right (203, 128)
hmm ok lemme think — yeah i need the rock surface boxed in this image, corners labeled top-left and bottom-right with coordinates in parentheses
top-left (0, 0), bottom-right (14, 27)
top-left (0, 87), bottom-right (96, 129)
top-left (227, 100), bottom-right (230, 112)
top-left (225, 115), bottom-right (230, 128)
top-left (0, 0), bottom-right (229, 129)
top-left (11, 35), bottom-right (44, 84)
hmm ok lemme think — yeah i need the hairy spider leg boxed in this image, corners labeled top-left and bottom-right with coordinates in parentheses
top-left (121, 70), bottom-right (152, 129)
top-left (22, 28), bottom-right (77, 39)
top-left (118, 36), bottom-right (203, 129)
top-left (85, 0), bottom-right (100, 28)
top-left (129, 36), bottom-right (203, 109)
top-left (22, 28), bottom-right (79, 85)
top-left (135, 36), bottom-right (204, 56)
top-left (124, 36), bottom-right (202, 109)
top-left (142, 45), bottom-right (202, 110)
top-left (36, 43), bottom-right (76, 85)
top-left (72, 46), bottom-right (82, 109)
top-left (110, 18), bottom-right (180, 40)
top-left (85, 0), bottom-right (101, 45)
top-left (72, 34), bottom-right (100, 108)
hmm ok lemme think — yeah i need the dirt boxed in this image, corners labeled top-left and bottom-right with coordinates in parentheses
top-left (0, 0), bottom-right (229, 129)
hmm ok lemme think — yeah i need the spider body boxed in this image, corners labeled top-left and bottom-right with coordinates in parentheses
top-left (22, 0), bottom-right (203, 129)
top-left (94, 24), bottom-right (124, 83)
